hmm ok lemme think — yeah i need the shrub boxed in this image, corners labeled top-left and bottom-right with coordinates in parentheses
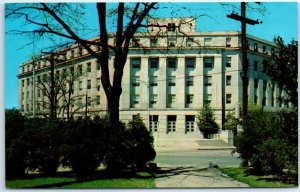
top-left (60, 118), bottom-right (106, 176)
top-left (5, 109), bottom-right (26, 179)
top-left (224, 112), bottom-right (239, 135)
top-left (196, 105), bottom-right (219, 138)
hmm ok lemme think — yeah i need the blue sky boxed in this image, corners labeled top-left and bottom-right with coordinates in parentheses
top-left (4, 2), bottom-right (298, 109)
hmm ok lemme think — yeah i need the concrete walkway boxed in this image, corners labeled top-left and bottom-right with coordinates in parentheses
top-left (155, 166), bottom-right (249, 188)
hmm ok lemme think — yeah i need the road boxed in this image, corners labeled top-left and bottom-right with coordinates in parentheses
top-left (155, 149), bottom-right (241, 168)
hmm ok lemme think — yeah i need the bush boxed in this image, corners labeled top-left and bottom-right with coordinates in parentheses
top-left (22, 118), bottom-right (62, 175)
top-left (5, 109), bottom-right (26, 179)
top-left (60, 118), bottom-right (106, 175)
top-left (224, 112), bottom-right (239, 135)
top-left (235, 106), bottom-right (298, 176)
top-left (197, 105), bottom-right (219, 138)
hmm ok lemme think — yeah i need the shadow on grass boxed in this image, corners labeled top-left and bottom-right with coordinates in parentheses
top-left (15, 169), bottom-right (154, 188)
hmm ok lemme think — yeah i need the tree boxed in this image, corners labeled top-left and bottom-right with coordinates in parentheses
top-left (196, 105), bottom-right (219, 138)
top-left (6, 3), bottom-right (203, 127)
top-left (264, 37), bottom-right (298, 106)
top-left (224, 111), bottom-right (239, 136)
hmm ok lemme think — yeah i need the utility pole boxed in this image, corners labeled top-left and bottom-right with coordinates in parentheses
top-left (227, 2), bottom-right (262, 122)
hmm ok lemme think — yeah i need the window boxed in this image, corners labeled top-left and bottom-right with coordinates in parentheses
top-left (204, 57), bottom-right (214, 68)
top-left (226, 57), bottom-right (232, 67)
top-left (22, 66), bottom-right (25, 73)
top-left (87, 96), bottom-right (91, 107)
top-left (168, 37), bottom-right (176, 47)
top-left (37, 61), bottom-right (41, 69)
top-left (167, 23), bottom-right (176, 32)
top-left (168, 76), bottom-right (176, 86)
top-left (149, 58), bottom-right (159, 68)
top-left (204, 37), bottom-right (212, 46)
top-left (271, 47), bottom-right (275, 55)
top-left (149, 115), bottom-right (159, 132)
top-left (131, 58), bottom-right (141, 69)
top-left (21, 92), bottom-right (24, 100)
top-left (150, 38), bottom-right (157, 47)
top-left (87, 62), bottom-right (91, 72)
top-left (96, 96), bottom-right (101, 105)
top-left (87, 80), bottom-right (91, 89)
top-left (78, 65), bottom-right (82, 75)
top-left (77, 96), bottom-right (83, 109)
top-left (132, 76), bottom-right (140, 86)
top-left (186, 38), bottom-right (194, 46)
top-left (79, 81), bottom-right (82, 90)
top-left (254, 61), bottom-right (258, 71)
top-left (27, 79), bottom-right (30, 86)
top-left (226, 94), bottom-right (232, 104)
top-left (226, 37), bottom-right (231, 47)
top-left (167, 115), bottom-right (176, 133)
top-left (204, 75), bottom-right (212, 86)
top-left (168, 58), bottom-right (177, 68)
top-left (97, 61), bottom-right (101, 70)
top-left (168, 94), bottom-right (176, 107)
top-left (263, 45), bottom-right (267, 53)
top-left (132, 38), bottom-right (140, 47)
top-left (70, 66), bottom-right (74, 74)
top-left (150, 94), bottom-right (158, 107)
top-left (204, 94), bottom-right (212, 105)
top-left (97, 78), bottom-right (101, 91)
top-left (186, 76), bottom-right (194, 86)
top-left (78, 47), bottom-right (83, 56)
top-left (226, 75), bottom-right (232, 86)
top-left (131, 94), bottom-right (140, 107)
top-left (37, 89), bottom-right (41, 98)
top-left (150, 76), bottom-right (158, 86)
top-left (186, 94), bottom-right (194, 106)
top-left (22, 80), bottom-right (24, 87)
top-left (185, 115), bottom-right (195, 133)
top-left (254, 43), bottom-right (258, 52)
top-left (70, 50), bottom-right (75, 59)
top-left (185, 57), bottom-right (195, 68)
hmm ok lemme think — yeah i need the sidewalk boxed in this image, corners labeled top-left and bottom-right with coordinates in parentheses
top-left (154, 166), bottom-right (249, 188)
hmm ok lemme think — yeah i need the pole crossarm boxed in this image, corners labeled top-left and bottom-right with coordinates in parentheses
top-left (227, 13), bottom-right (262, 25)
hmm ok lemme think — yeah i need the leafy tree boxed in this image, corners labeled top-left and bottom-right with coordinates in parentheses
top-left (196, 105), bottom-right (219, 138)
top-left (264, 37), bottom-right (298, 106)
top-left (224, 111), bottom-right (239, 135)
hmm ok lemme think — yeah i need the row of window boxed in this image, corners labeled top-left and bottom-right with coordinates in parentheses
top-left (131, 57), bottom-right (231, 70)
top-left (147, 115), bottom-right (195, 133)
top-left (130, 93), bottom-right (233, 108)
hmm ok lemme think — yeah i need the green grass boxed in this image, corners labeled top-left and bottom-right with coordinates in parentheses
top-left (219, 167), bottom-right (297, 187)
top-left (6, 172), bottom-right (155, 189)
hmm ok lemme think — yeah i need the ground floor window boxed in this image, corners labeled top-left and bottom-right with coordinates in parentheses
top-left (167, 115), bottom-right (176, 133)
top-left (185, 115), bottom-right (195, 133)
top-left (149, 115), bottom-right (158, 132)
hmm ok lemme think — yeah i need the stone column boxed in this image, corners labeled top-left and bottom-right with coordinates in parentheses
top-left (158, 57), bottom-right (167, 109)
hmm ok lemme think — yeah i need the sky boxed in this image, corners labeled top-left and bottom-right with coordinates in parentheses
top-left (3, 1), bottom-right (299, 109)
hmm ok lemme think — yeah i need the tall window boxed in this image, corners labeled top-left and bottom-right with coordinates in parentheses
top-left (226, 57), bottom-right (232, 67)
top-left (132, 76), bottom-right (140, 86)
top-left (77, 96), bottom-right (83, 109)
top-left (149, 115), bottom-right (158, 132)
top-left (150, 76), bottom-right (158, 86)
top-left (150, 94), bottom-right (158, 107)
top-left (97, 61), bottom-right (101, 70)
top-left (96, 95), bottom-right (101, 105)
top-left (150, 38), bottom-right (158, 47)
top-left (70, 50), bottom-right (75, 59)
top-left (149, 58), bottom-right (159, 68)
top-left (185, 115), bottom-right (195, 133)
top-left (168, 94), bottom-right (176, 107)
top-left (186, 94), bottom-right (194, 107)
top-left (78, 65), bottom-right (82, 75)
top-left (97, 78), bottom-right (101, 91)
top-left (185, 57), bottom-right (195, 69)
top-left (204, 57), bottom-right (214, 68)
top-left (87, 62), bottom-right (91, 72)
top-left (226, 37), bottom-right (231, 47)
top-left (168, 76), bottom-right (176, 86)
top-left (167, 23), bottom-right (176, 32)
top-left (226, 94), bottom-right (232, 104)
top-left (226, 75), bottom-right (232, 86)
top-left (167, 115), bottom-right (176, 133)
top-left (204, 75), bottom-right (212, 86)
top-left (254, 42), bottom-right (258, 52)
top-left (168, 37), bottom-right (176, 47)
top-left (204, 94), bottom-right (212, 105)
top-left (131, 58), bottom-right (141, 69)
top-left (186, 76), bottom-right (194, 86)
top-left (168, 58), bottom-right (177, 68)
top-left (79, 81), bottom-right (82, 90)
top-left (87, 96), bottom-right (91, 107)
top-left (87, 79), bottom-right (91, 89)
top-left (254, 61), bottom-right (258, 71)
top-left (131, 94), bottom-right (140, 107)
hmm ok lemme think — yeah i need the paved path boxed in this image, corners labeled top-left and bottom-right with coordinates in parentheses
top-left (155, 166), bottom-right (249, 188)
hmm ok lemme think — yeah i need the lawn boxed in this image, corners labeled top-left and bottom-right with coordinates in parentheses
top-left (6, 171), bottom-right (155, 188)
top-left (219, 167), bottom-right (297, 187)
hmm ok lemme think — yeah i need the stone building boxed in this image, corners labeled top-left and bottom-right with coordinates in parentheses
top-left (18, 17), bottom-right (289, 145)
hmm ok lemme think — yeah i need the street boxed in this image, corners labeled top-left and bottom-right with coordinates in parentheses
top-left (155, 149), bottom-right (241, 168)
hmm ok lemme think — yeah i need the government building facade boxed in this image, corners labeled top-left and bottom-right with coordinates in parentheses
top-left (18, 18), bottom-right (289, 146)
